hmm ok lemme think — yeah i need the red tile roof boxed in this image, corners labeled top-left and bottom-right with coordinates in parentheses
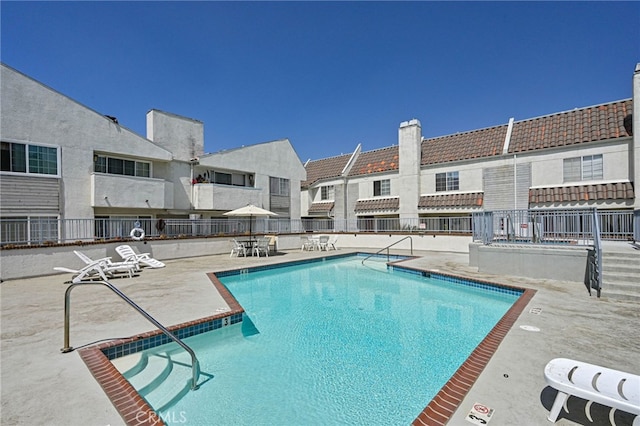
top-left (529, 182), bottom-right (634, 204)
top-left (302, 153), bottom-right (352, 188)
top-left (354, 197), bottom-right (399, 213)
top-left (421, 125), bottom-right (507, 165)
top-left (509, 99), bottom-right (632, 153)
top-left (349, 146), bottom-right (399, 177)
top-left (308, 202), bottom-right (334, 214)
top-left (419, 192), bottom-right (484, 208)
top-left (302, 99), bottom-right (633, 186)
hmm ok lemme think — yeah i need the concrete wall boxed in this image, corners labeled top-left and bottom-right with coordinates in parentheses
top-left (0, 233), bottom-right (471, 281)
top-left (469, 242), bottom-right (588, 282)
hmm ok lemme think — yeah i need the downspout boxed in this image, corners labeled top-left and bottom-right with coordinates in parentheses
top-left (341, 144), bottom-right (361, 232)
top-left (502, 118), bottom-right (516, 210)
top-left (514, 154), bottom-right (517, 210)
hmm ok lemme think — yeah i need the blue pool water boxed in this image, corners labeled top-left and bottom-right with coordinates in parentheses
top-left (117, 255), bottom-right (520, 425)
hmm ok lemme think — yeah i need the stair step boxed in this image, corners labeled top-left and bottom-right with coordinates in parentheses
top-left (128, 353), bottom-right (174, 395)
top-left (140, 351), bottom-right (194, 412)
top-left (600, 291), bottom-right (640, 303)
top-left (602, 264), bottom-right (640, 274)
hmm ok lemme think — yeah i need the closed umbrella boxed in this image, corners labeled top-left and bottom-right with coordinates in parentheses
top-left (223, 204), bottom-right (278, 242)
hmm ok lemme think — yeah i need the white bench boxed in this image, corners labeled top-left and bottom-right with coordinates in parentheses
top-left (544, 358), bottom-right (639, 425)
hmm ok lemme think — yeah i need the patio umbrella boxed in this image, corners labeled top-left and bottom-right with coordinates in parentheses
top-left (223, 204), bottom-right (278, 241)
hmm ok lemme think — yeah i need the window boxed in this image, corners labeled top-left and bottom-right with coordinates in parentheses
top-left (563, 155), bottom-right (603, 183)
top-left (94, 154), bottom-right (150, 177)
top-left (1, 141), bottom-right (58, 175)
top-left (436, 171), bottom-right (459, 191)
top-left (214, 172), bottom-right (232, 185)
top-left (270, 177), bottom-right (290, 196)
top-left (373, 179), bottom-right (390, 196)
top-left (321, 185), bottom-right (335, 200)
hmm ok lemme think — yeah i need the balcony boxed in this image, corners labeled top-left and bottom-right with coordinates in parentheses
top-left (91, 174), bottom-right (173, 209)
top-left (193, 184), bottom-right (262, 210)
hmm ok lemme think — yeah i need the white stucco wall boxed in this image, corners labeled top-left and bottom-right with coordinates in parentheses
top-left (146, 109), bottom-right (204, 162)
top-left (353, 173), bottom-right (401, 199)
top-left (198, 139), bottom-right (306, 218)
top-left (530, 142), bottom-right (631, 187)
top-left (1, 65), bottom-right (173, 220)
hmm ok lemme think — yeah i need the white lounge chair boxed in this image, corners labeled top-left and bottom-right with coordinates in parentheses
top-left (230, 239), bottom-right (247, 257)
top-left (73, 250), bottom-right (137, 278)
top-left (544, 358), bottom-right (640, 425)
top-left (54, 261), bottom-right (109, 283)
top-left (115, 244), bottom-right (165, 269)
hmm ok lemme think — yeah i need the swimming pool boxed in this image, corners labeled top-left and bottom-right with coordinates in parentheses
top-left (109, 254), bottom-right (522, 425)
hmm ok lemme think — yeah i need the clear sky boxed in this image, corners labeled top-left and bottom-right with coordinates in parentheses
top-left (2, 1), bottom-right (639, 162)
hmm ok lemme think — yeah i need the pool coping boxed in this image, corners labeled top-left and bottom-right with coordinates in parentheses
top-left (77, 253), bottom-right (535, 426)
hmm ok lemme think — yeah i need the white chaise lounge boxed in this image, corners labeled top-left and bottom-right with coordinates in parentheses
top-left (115, 245), bottom-right (165, 268)
top-left (54, 261), bottom-right (109, 283)
top-left (544, 358), bottom-right (640, 425)
top-left (74, 250), bottom-right (137, 278)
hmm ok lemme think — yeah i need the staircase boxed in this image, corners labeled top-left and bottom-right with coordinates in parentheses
top-left (112, 347), bottom-right (193, 413)
top-left (600, 243), bottom-right (640, 302)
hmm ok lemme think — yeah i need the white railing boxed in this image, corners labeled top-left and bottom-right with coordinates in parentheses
top-left (0, 210), bottom-right (634, 247)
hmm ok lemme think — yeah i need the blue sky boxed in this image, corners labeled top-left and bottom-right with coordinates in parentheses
top-left (2, 2), bottom-right (639, 162)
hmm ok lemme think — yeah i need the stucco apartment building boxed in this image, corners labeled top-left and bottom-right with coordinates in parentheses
top-left (302, 64), bottom-right (639, 235)
top-left (0, 63), bottom-right (305, 242)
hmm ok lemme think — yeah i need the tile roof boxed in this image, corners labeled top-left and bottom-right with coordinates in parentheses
top-left (302, 99), bottom-right (633, 186)
top-left (349, 146), bottom-right (399, 177)
top-left (421, 125), bottom-right (508, 166)
top-left (354, 197), bottom-right (399, 213)
top-left (509, 99), bottom-right (632, 153)
top-left (529, 182), bottom-right (634, 204)
top-left (419, 192), bottom-right (484, 208)
top-left (308, 202), bottom-right (334, 214)
top-left (302, 153), bottom-right (352, 188)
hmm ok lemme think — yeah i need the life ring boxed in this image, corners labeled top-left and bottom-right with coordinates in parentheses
top-left (130, 227), bottom-right (145, 241)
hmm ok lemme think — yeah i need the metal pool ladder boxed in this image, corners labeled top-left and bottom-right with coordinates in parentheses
top-left (61, 280), bottom-right (200, 391)
top-left (362, 236), bottom-right (413, 265)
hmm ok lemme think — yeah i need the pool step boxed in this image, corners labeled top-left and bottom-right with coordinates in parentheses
top-left (142, 350), bottom-right (193, 412)
top-left (114, 348), bottom-right (194, 412)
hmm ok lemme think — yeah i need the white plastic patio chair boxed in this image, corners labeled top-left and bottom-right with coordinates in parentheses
top-left (318, 235), bottom-right (330, 251)
top-left (253, 237), bottom-right (270, 257)
top-left (301, 236), bottom-right (314, 251)
top-left (115, 245), bottom-right (165, 268)
top-left (230, 239), bottom-right (247, 257)
top-left (326, 235), bottom-right (338, 250)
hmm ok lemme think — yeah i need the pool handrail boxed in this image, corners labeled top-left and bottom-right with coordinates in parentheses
top-left (361, 236), bottom-right (413, 265)
top-left (61, 280), bottom-right (200, 391)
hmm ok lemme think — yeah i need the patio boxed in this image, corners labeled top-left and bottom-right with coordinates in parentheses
top-left (1, 248), bottom-right (638, 425)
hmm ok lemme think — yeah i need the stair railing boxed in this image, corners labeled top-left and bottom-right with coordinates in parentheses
top-left (362, 236), bottom-right (413, 265)
top-left (61, 280), bottom-right (200, 390)
top-left (590, 208), bottom-right (603, 297)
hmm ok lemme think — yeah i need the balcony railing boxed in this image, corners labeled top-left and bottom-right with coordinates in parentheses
top-left (0, 210), bottom-right (635, 247)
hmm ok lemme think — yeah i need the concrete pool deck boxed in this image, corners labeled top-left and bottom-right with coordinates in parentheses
top-left (1, 247), bottom-right (638, 425)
